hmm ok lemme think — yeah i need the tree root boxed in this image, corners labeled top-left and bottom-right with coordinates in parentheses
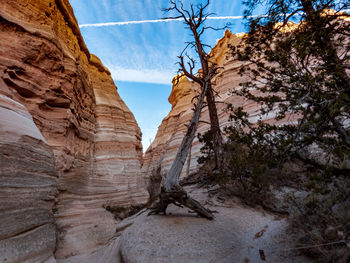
top-left (148, 187), bottom-right (214, 220)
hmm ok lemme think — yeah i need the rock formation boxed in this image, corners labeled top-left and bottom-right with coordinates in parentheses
top-left (143, 30), bottom-right (262, 178)
top-left (0, 92), bottom-right (59, 263)
top-left (0, 0), bottom-right (147, 261)
top-left (143, 15), bottom-right (350, 178)
top-left (0, 1), bottom-right (332, 262)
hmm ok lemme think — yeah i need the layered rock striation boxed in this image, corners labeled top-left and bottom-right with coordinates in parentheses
top-left (0, 92), bottom-right (59, 263)
top-left (0, 0), bottom-right (147, 261)
top-left (142, 30), bottom-right (276, 178)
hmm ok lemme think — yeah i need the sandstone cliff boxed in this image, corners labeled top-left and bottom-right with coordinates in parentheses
top-left (142, 30), bottom-right (271, 178)
top-left (0, 0), bottom-right (147, 261)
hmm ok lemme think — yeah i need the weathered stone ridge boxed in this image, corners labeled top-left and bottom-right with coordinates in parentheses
top-left (142, 30), bottom-right (267, 178)
top-left (0, 0), bottom-right (147, 261)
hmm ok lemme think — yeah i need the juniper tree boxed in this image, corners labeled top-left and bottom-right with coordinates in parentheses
top-left (222, 3), bottom-right (350, 259)
top-left (229, 0), bottom-right (350, 168)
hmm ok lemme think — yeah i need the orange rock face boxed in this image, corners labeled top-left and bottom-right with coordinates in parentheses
top-left (142, 30), bottom-right (271, 178)
top-left (0, 0), bottom-right (147, 261)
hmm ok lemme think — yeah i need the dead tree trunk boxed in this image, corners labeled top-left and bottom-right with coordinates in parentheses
top-left (163, 81), bottom-right (208, 191)
top-left (193, 27), bottom-right (224, 171)
top-left (162, 0), bottom-right (225, 171)
top-left (149, 81), bottom-right (214, 219)
top-left (186, 143), bottom-right (192, 178)
top-left (148, 0), bottom-right (231, 220)
top-left (206, 83), bottom-right (224, 169)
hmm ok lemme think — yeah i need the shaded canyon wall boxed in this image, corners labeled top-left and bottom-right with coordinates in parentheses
top-left (0, 0), bottom-right (147, 261)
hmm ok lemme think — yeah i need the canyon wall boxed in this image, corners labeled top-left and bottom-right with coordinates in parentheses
top-left (143, 14), bottom-right (350, 178)
top-left (0, 91), bottom-right (59, 263)
top-left (142, 30), bottom-right (274, 178)
top-left (0, 0), bottom-right (147, 261)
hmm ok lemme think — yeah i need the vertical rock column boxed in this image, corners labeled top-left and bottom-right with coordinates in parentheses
top-left (92, 57), bottom-right (146, 206)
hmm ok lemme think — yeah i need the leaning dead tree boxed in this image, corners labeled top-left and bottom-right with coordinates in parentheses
top-left (148, 80), bottom-right (214, 219)
top-left (148, 0), bottom-right (226, 219)
top-left (175, 0), bottom-right (224, 170)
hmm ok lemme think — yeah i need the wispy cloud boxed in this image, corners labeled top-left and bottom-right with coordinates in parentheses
top-left (79, 16), bottom-right (247, 28)
top-left (108, 66), bottom-right (175, 84)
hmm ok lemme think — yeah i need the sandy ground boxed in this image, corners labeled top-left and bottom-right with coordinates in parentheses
top-left (59, 185), bottom-right (310, 263)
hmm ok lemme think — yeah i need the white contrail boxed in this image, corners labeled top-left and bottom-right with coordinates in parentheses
top-left (79, 9), bottom-right (350, 28)
top-left (79, 16), bottom-right (246, 28)
top-left (79, 18), bottom-right (183, 28)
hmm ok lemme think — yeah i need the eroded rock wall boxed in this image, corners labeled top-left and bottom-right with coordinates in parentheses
top-left (142, 30), bottom-right (270, 178)
top-left (0, 90), bottom-right (59, 263)
top-left (0, 0), bottom-right (147, 261)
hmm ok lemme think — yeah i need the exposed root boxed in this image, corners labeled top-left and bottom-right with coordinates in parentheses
top-left (148, 187), bottom-right (214, 220)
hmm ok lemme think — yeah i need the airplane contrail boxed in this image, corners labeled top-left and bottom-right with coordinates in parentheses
top-left (79, 9), bottom-right (350, 28)
top-left (79, 16), bottom-right (247, 28)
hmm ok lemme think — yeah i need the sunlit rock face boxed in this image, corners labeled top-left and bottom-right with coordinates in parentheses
top-left (141, 75), bottom-right (201, 178)
top-left (0, 0), bottom-right (147, 260)
top-left (142, 30), bottom-right (270, 178)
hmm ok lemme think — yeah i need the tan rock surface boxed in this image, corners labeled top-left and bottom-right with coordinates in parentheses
top-left (142, 76), bottom-right (200, 177)
top-left (0, 0), bottom-right (147, 261)
top-left (0, 93), bottom-right (59, 263)
top-left (142, 31), bottom-right (247, 177)
top-left (142, 30), bottom-right (278, 178)
top-left (58, 186), bottom-right (309, 263)
top-left (119, 190), bottom-right (308, 263)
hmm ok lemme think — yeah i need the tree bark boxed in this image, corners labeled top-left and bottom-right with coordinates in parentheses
top-left (186, 143), bottom-right (192, 178)
top-left (206, 84), bottom-right (224, 169)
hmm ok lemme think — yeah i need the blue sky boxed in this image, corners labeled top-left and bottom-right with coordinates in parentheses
top-left (70, 0), bottom-right (250, 151)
